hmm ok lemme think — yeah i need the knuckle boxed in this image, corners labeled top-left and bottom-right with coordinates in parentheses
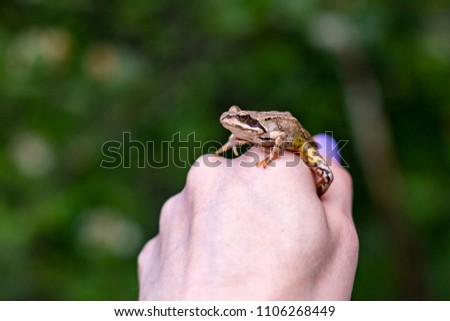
top-left (340, 217), bottom-right (359, 257)
top-left (158, 193), bottom-right (188, 235)
top-left (138, 237), bottom-right (158, 269)
top-left (346, 223), bottom-right (359, 254)
top-left (336, 165), bottom-right (353, 188)
top-left (186, 155), bottom-right (211, 187)
top-left (186, 154), bottom-right (224, 192)
top-left (159, 196), bottom-right (175, 228)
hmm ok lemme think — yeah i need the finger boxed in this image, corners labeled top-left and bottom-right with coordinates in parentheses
top-left (320, 159), bottom-right (353, 219)
top-left (313, 134), bottom-right (353, 219)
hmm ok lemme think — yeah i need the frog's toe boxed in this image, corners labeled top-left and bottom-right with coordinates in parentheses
top-left (215, 147), bottom-right (224, 155)
top-left (256, 156), bottom-right (271, 168)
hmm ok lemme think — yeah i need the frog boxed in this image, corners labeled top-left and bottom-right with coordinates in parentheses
top-left (215, 105), bottom-right (333, 196)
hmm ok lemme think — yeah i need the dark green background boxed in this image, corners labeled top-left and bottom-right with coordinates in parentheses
top-left (0, 1), bottom-right (449, 300)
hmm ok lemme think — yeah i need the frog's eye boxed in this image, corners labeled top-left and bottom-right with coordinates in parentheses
top-left (238, 113), bottom-right (250, 121)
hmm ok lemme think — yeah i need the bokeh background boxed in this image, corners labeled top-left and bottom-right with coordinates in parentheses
top-left (1, 0), bottom-right (449, 300)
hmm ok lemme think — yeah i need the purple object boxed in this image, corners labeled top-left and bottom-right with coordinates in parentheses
top-left (313, 133), bottom-right (341, 165)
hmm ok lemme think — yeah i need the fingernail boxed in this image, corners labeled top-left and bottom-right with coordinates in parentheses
top-left (314, 133), bottom-right (341, 165)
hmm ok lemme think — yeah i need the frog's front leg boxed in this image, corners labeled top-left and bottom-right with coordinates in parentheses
top-left (256, 131), bottom-right (286, 168)
top-left (215, 134), bottom-right (251, 156)
top-left (301, 142), bottom-right (334, 196)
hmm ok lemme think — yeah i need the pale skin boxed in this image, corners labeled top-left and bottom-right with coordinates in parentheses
top-left (138, 147), bottom-right (358, 300)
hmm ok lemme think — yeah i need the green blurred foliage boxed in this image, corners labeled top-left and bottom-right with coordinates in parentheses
top-left (0, 0), bottom-right (449, 300)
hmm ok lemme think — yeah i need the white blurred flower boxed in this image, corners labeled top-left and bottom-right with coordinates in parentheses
top-left (83, 44), bottom-right (119, 82)
top-left (9, 131), bottom-right (55, 177)
top-left (421, 13), bottom-right (450, 63)
top-left (5, 28), bottom-right (72, 76)
top-left (77, 207), bottom-right (144, 258)
top-left (308, 12), bottom-right (361, 52)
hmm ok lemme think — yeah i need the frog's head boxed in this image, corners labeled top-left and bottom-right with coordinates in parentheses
top-left (220, 105), bottom-right (267, 139)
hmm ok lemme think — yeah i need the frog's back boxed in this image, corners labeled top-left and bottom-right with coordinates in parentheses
top-left (258, 111), bottom-right (311, 144)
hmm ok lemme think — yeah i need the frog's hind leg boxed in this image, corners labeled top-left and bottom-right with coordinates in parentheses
top-left (312, 162), bottom-right (334, 196)
top-left (215, 134), bottom-right (251, 156)
top-left (301, 142), bottom-right (334, 196)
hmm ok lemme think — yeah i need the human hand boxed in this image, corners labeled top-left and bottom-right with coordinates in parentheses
top-left (138, 135), bottom-right (358, 300)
